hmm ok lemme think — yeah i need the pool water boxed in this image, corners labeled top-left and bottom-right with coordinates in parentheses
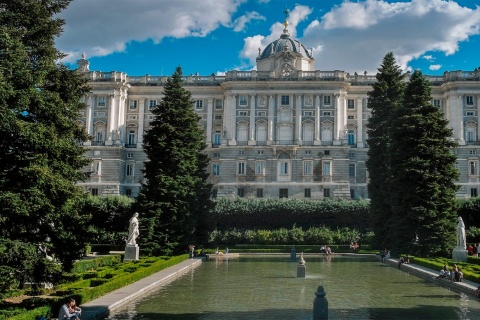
top-left (106, 255), bottom-right (480, 320)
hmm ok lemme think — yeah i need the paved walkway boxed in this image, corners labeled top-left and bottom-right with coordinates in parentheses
top-left (384, 257), bottom-right (480, 296)
top-left (78, 254), bottom-right (479, 320)
top-left (80, 257), bottom-right (203, 320)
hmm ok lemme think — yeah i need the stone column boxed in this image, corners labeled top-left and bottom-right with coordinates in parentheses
top-left (295, 95), bottom-right (302, 144)
top-left (106, 94), bottom-right (116, 145)
top-left (248, 94), bottom-right (256, 145)
top-left (86, 94), bottom-right (94, 135)
top-left (117, 90), bottom-right (127, 143)
top-left (356, 97), bottom-right (364, 148)
top-left (453, 94), bottom-right (465, 145)
top-left (206, 98), bottom-right (213, 146)
top-left (137, 98), bottom-right (146, 144)
top-left (333, 93), bottom-right (343, 145)
top-left (477, 95), bottom-right (480, 142)
top-left (314, 95), bottom-right (321, 145)
top-left (230, 95), bottom-right (237, 145)
top-left (268, 95), bottom-right (275, 145)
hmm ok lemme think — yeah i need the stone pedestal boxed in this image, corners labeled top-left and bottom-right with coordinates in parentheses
top-left (290, 246), bottom-right (297, 262)
top-left (313, 285), bottom-right (328, 320)
top-left (297, 263), bottom-right (306, 277)
top-left (452, 247), bottom-right (468, 263)
top-left (124, 244), bottom-right (139, 261)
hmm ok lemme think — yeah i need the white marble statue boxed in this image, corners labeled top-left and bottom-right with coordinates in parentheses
top-left (127, 212), bottom-right (140, 245)
top-left (456, 216), bottom-right (466, 249)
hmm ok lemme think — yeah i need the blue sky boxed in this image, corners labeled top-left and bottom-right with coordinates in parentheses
top-left (56, 0), bottom-right (480, 76)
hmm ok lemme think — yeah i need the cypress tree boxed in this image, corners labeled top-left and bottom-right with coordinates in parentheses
top-left (366, 53), bottom-right (405, 248)
top-left (136, 66), bottom-right (213, 255)
top-left (0, 0), bottom-right (91, 276)
top-left (389, 70), bottom-right (458, 256)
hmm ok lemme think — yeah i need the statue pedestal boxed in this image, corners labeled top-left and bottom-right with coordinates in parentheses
top-left (452, 247), bottom-right (468, 263)
top-left (297, 264), bottom-right (306, 277)
top-left (124, 244), bottom-right (139, 261)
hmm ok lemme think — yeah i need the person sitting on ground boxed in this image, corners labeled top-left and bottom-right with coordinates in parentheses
top-left (397, 256), bottom-right (405, 269)
top-left (435, 268), bottom-right (447, 280)
top-left (325, 246), bottom-right (332, 255)
top-left (380, 248), bottom-right (387, 263)
top-left (457, 268), bottom-right (464, 282)
top-left (215, 247), bottom-right (224, 255)
top-left (320, 245), bottom-right (326, 254)
top-left (58, 298), bottom-right (80, 320)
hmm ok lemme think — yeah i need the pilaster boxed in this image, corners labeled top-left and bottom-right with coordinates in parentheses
top-left (248, 94), bottom-right (256, 145)
top-left (356, 97), bottom-right (364, 148)
top-left (268, 95), bottom-right (275, 145)
top-left (295, 95), bottom-right (302, 144)
top-left (314, 95), bottom-right (321, 145)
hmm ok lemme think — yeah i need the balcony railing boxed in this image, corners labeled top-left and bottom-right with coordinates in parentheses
top-left (125, 143), bottom-right (137, 148)
top-left (274, 140), bottom-right (294, 145)
top-left (92, 141), bottom-right (105, 146)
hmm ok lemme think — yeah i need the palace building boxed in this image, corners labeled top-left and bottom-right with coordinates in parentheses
top-left (76, 19), bottom-right (480, 200)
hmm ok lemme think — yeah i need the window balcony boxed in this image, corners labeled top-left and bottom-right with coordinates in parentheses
top-left (125, 143), bottom-right (137, 148)
top-left (92, 140), bottom-right (105, 146)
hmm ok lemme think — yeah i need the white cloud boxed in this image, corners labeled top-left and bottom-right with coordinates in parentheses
top-left (232, 12), bottom-right (266, 32)
top-left (240, 5), bottom-right (312, 65)
top-left (300, 0), bottom-right (480, 73)
top-left (423, 55), bottom-right (434, 61)
top-left (56, 0), bottom-right (245, 63)
top-left (429, 64), bottom-right (442, 70)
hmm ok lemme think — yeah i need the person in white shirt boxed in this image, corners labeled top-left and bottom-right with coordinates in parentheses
top-left (58, 298), bottom-right (80, 320)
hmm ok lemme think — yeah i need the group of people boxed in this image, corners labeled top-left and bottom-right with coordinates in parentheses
top-left (320, 245), bottom-right (333, 255)
top-left (380, 248), bottom-right (391, 263)
top-left (467, 243), bottom-right (480, 256)
top-left (435, 264), bottom-right (464, 283)
top-left (349, 241), bottom-right (359, 251)
top-left (58, 298), bottom-right (81, 320)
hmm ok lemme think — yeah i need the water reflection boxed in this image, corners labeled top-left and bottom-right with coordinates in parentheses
top-left (106, 255), bottom-right (480, 320)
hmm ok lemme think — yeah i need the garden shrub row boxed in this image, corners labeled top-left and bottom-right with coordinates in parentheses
top-left (71, 254), bottom-right (122, 274)
top-left (209, 226), bottom-right (374, 246)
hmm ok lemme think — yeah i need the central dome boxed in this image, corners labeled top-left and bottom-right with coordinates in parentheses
top-left (256, 18), bottom-right (315, 73)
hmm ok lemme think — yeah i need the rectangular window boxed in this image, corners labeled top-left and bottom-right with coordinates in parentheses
top-left (281, 95), bottom-right (290, 105)
top-left (239, 150), bottom-right (245, 155)
top-left (195, 100), bottom-right (203, 110)
top-left (466, 111), bottom-right (475, 116)
top-left (303, 111), bottom-right (314, 117)
top-left (349, 164), bottom-right (356, 177)
top-left (257, 111), bottom-right (267, 116)
top-left (466, 96), bottom-right (474, 105)
top-left (213, 152), bottom-right (220, 157)
top-left (215, 99), bottom-right (223, 110)
top-left (212, 189), bottom-right (218, 199)
top-left (238, 111), bottom-right (248, 116)
top-left (304, 188), bottom-right (311, 198)
top-left (305, 150), bottom-right (311, 155)
top-left (280, 162), bottom-right (289, 175)
top-left (469, 160), bottom-right (478, 176)
top-left (471, 188), bottom-right (478, 197)
top-left (347, 115), bottom-right (355, 120)
top-left (256, 161), bottom-right (265, 175)
top-left (347, 99), bottom-right (355, 109)
top-left (257, 188), bottom-right (264, 198)
top-left (92, 161), bottom-right (101, 175)
top-left (350, 189), bottom-right (355, 199)
top-left (258, 150), bottom-right (264, 155)
top-left (127, 152), bottom-right (134, 158)
top-left (237, 162), bottom-right (246, 175)
top-left (98, 96), bottom-right (106, 107)
top-left (126, 164), bottom-right (134, 176)
top-left (324, 150), bottom-right (330, 156)
top-left (323, 161), bottom-right (331, 176)
top-left (125, 189), bottom-right (132, 197)
top-left (323, 188), bottom-right (330, 198)
top-left (323, 111), bottom-right (332, 116)
top-left (149, 100), bottom-right (157, 110)
top-left (433, 99), bottom-right (441, 107)
top-left (470, 150), bottom-right (477, 155)
top-left (304, 161), bottom-right (313, 175)
top-left (323, 96), bottom-right (331, 105)
top-left (91, 188), bottom-right (98, 196)
top-left (238, 188), bottom-right (245, 197)
top-left (239, 95), bottom-right (248, 106)
top-left (127, 115), bottom-right (137, 120)
top-left (129, 100), bottom-right (137, 110)
top-left (279, 188), bottom-right (288, 199)
top-left (214, 115), bottom-right (223, 120)
top-left (213, 164), bottom-right (220, 176)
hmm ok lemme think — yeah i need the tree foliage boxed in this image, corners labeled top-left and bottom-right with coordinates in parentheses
top-left (389, 70), bottom-right (458, 255)
top-left (366, 52), bottom-right (405, 247)
top-left (0, 0), bottom-right (91, 277)
top-left (136, 66), bottom-right (213, 255)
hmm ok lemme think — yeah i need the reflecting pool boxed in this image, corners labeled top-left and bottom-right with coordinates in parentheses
top-left (106, 255), bottom-right (480, 320)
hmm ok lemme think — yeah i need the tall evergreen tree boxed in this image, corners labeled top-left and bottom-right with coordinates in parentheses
top-left (0, 0), bottom-right (91, 276)
top-left (136, 66), bottom-right (213, 256)
top-left (366, 53), bottom-right (405, 248)
top-left (389, 70), bottom-right (458, 256)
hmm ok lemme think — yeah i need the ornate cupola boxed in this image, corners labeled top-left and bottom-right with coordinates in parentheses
top-left (256, 9), bottom-right (315, 74)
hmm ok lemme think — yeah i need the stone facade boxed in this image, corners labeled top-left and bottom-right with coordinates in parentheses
top-left (75, 26), bottom-right (480, 200)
